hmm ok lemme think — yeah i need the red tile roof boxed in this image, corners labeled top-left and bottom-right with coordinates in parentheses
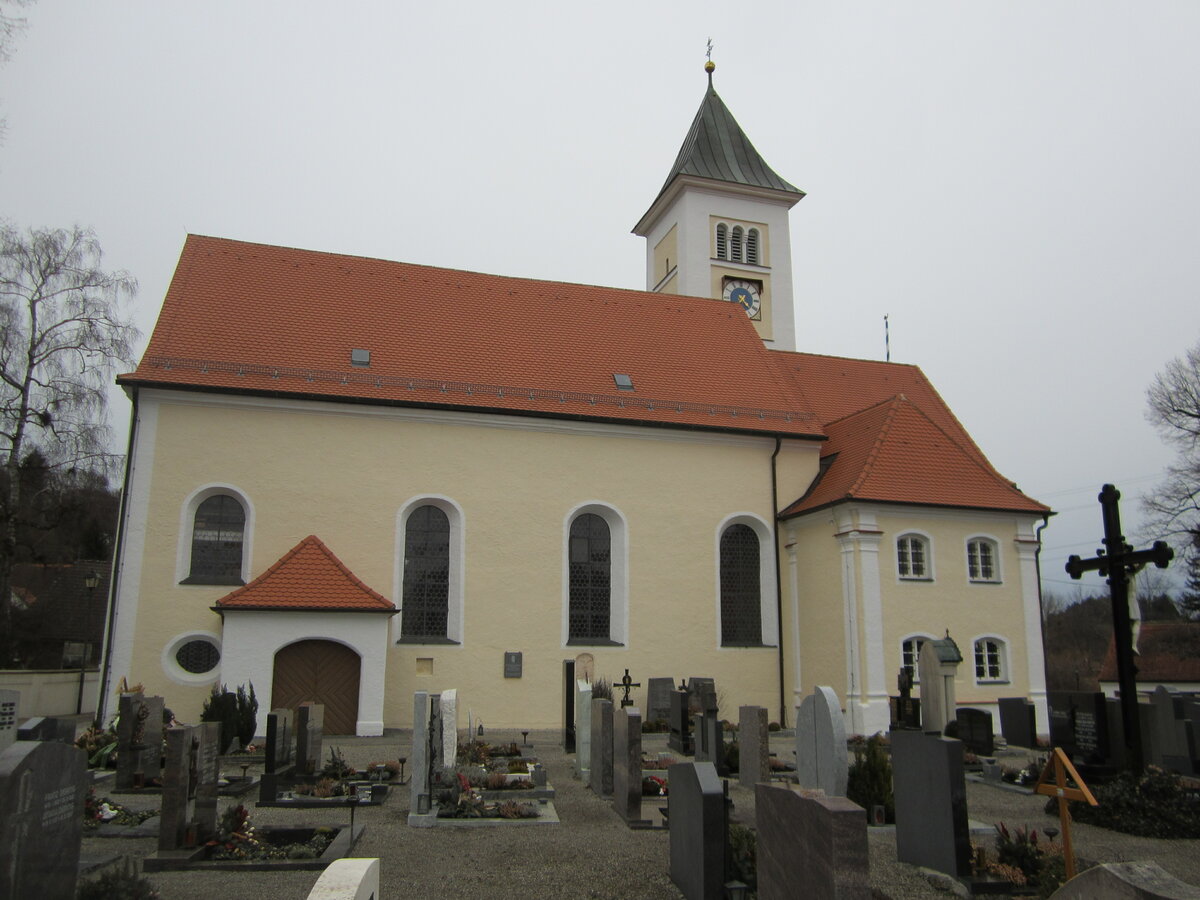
top-left (121, 235), bottom-right (822, 439)
top-left (214, 535), bottom-right (395, 612)
top-left (1098, 622), bottom-right (1200, 683)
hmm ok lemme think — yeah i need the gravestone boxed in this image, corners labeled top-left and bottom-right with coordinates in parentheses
top-left (917, 635), bottom-right (962, 734)
top-left (1149, 686), bottom-right (1194, 774)
top-left (16, 716), bottom-right (75, 744)
top-left (668, 689), bottom-right (693, 755)
top-left (260, 707), bottom-right (295, 802)
top-left (296, 702), bottom-right (325, 774)
top-left (891, 730), bottom-right (970, 878)
top-left (0, 690), bottom-right (17, 752)
top-left (668, 762), bottom-right (725, 900)
top-left (694, 691), bottom-right (724, 769)
top-left (613, 706), bottom-right (651, 827)
top-left (441, 688), bottom-right (459, 767)
top-left (1104, 696), bottom-right (1128, 770)
top-left (997, 697), bottom-right (1037, 748)
top-left (687, 677), bottom-right (715, 706)
top-left (955, 707), bottom-right (995, 756)
top-left (795, 685), bottom-right (848, 797)
top-left (739, 705), bottom-right (770, 789)
top-left (1047, 861), bottom-right (1200, 900)
top-left (408, 691), bottom-right (437, 826)
top-left (306, 857), bottom-right (381, 900)
top-left (647, 677), bottom-right (674, 724)
top-left (115, 693), bottom-right (165, 789)
top-left (590, 697), bottom-right (614, 797)
top-left (756, 782), bottom-right (869, 899)
top-left (563, 659), bottom-right (576, 752)
top-left (0, 738), bottom-right (88, 900)
top-left (1048, 691), bottom-right (1110, 766)
top-left (574, 652), bottom-right (595, 683)
top-left (575, 680), bottom-right (593, 781)
top-left (158, 721), bottom-right (220, 850)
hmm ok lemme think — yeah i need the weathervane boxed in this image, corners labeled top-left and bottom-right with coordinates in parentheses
top-left (706, 38), bottom-right (713, 61)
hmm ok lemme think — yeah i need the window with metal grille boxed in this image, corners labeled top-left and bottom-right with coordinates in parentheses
top-left (186, 494), bottom-right (246, 584)
top-left (720, 524), bottom-right (762, 645)
top-left (568, 513), bottom-right (610, 643)
top-left (896, 534), bottom-right (929, 579)
top-left (967, 539), bottom-right (999, 582)
top-left (901, 637), bottom-right (929, 683)
top-left (176, 638), bottom-right (220, 675)
top-left (715, 223), bottom-right (728, 260)
top-left (746, 228), bottom-right (760, 265)
top-left (974, 638), bottom-right (1005, 681)
top-left (402, 505), bottom-right (450, 639)
top-left (730, 226), bottom-right (744, 263)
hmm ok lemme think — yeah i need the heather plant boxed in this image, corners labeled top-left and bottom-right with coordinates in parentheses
top-left (846, 733), bottom-right (894, 823)
top-left (1050, 766), bottom-right (1200, 838)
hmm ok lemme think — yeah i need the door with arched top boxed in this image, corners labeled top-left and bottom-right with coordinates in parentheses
top-left (271, 639), bottom-right (360, 735)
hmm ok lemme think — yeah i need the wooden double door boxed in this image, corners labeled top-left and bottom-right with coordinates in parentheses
top-left (271, 639), bottom-right (361, 735)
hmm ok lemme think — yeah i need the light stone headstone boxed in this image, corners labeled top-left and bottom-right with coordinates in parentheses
top-left (441, 688), bottom-right (458, 767)
top-left (589, 697), bottom-right (614, 797)
top-left (574, 653), bottom-right (595, 684)
top-left (917, 635), bottom-right (961, 734)
top-left (667, 689), bottom-right (693, 755)
top-left (613, 706), bottom-right (650, 827)
top-left (795, 685), bottom-right (848, 797)
top-left (408, 691), bottom-right (437, 827)
top-left (0, 690), bottom-right (17, 753)
top-left (306, 857), bottom-right (381, 900)
top-left (0, 738), bottom-right (88, 900)
top-left (756, 782), bottom-right (870, 899)
top-left (575, 680), bottom-right (593, 781)
top-left (739, 705), bottom-right (770, 789)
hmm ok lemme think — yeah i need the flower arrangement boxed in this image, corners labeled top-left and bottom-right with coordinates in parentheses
top-left (82, 786), bottom-right (158, 829)
top-left (207, 804), bottom-right (335, 860)
top-left (642, 775), bottom-right (668, 796)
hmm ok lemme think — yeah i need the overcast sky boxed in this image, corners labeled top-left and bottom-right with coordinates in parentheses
top-left (4, 2), bottom-right (1198, 598)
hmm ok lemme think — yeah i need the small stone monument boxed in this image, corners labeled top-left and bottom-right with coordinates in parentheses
top-left (613, 706), bottom-right (651, 827)
top-left (795, 685), bottom-right (848, 797)
top-left (739, 705), bottom-right (770, 789)
top-left (575, 679), bottom-right (593, 781)
top-left (441, 688), bottom-right (459, 766)
top-left (158, 722), bottom-right (221, 850)
top-left (589, 697), bottom-right (614, 797)
top-left (295, 702), bottom-right (325, 774)
top-left (917, 633), bottom-right (962, 734)
top-left (115, 693), bottom-right (165, 789)
top-left (408, 691), bottom-right (438, 827)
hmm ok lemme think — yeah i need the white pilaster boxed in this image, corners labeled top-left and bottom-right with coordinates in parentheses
top-left (1015, 519), bottom-right (1049, 730)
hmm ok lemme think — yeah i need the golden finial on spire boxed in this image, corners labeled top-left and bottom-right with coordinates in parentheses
top-left (705, 38), bottom-right (715, 81)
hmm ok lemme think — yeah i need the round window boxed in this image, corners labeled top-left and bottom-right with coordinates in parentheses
top-left (175, 639), bottom-right (220, 674)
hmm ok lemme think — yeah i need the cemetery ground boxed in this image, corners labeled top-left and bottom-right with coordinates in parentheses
top-left (80, 729), bottom-right (1200, 900)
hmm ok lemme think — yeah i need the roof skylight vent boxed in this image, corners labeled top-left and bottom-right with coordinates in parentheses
top-left (350, 349), bottom-right (371, 367)
top-left (613, 373), bottom-right (634, 391)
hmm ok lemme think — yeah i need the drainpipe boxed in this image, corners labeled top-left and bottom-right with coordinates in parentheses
top-left (771, 437), bottom-right (786, 727)
top-left (1034, 513), bottom-right (1051, 700)
top-left (96, 388), bottom-right (138, 727)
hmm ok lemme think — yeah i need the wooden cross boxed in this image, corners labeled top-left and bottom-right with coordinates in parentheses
top-left (1033, 747), bottom-right (1098, 880)
top-left (1065, 484), bottom-right (1173, 774)
top-left (619, 668), bottom-right (641, 708)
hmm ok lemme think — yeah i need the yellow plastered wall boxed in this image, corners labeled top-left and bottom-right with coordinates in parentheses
top-left (653, 225), bottom-right (678, 289)
top-left (128, 396), bottom-right (820, 728)
top-left (784, 513), bottom-right (850, 704)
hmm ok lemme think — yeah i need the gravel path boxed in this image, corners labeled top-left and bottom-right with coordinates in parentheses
top-left (80, 731), bottom-right (1200, 899)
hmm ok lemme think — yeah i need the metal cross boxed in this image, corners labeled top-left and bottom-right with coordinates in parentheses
top-left (1065, 483), bottom-right (1173, 774)
top-left (619, 668), bottom-right (641, 708)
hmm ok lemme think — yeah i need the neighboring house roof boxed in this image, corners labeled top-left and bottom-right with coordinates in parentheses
top-left (9, 562), bottom-right (110, 643)
top-left (121, 235), bottom-right (822, 440)
top-left (774, 353), bottom-right (1049, 517)
top-left (214, 535), bottom-right (396, 613)
top-left (1098, 622), bottom-right (1200, 684)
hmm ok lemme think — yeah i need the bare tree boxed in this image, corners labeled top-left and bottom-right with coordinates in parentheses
top-left (1144, 339), bottom-right (1200, 554)
top-left (0, 224), bottom-right (138, 663)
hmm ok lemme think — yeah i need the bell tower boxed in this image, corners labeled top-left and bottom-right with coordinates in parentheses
top-left (632, 62), bottom-right (804, 351)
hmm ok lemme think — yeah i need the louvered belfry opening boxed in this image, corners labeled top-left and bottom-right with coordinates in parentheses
top-left (568, 513), bottom-right (611, 642)
top-left (720, 523), bottom-right (761, 645)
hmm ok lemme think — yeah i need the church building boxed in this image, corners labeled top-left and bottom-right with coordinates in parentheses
top-left (100, 65), bottom-right (1051, 737)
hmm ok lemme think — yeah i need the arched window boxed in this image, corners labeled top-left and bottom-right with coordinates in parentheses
top-left (730, 226), bottom-right (744, 263)
top-left (720, 524), bottom-right (762, 645)
top-left (967, 538), bottom-right (1000, 582)
top-left (568, 513), bottom-right (611, 644)
top-left (901, 634), bottom-right (935, 683)
top-left (896, 533), bottom-right (931, 580)
top-left (745, 228), bottom-right (760, 265)
top-left (974, 637), bottom-right (1007, 682)
top-left (186, 494), bottom-right (246, 584)
top-left (715, 223), bottom-right (728, 260)
top-left (401, 505), bottom-right (450, 639)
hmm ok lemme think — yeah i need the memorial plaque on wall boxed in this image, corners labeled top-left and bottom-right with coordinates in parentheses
top-left (504, 652), bottom-right (522, 678)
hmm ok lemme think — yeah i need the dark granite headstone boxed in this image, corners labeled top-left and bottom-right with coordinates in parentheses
top-left (115, 693), bottom-right (165, 789)
top-left (695, 708), bottom-right (724, 769)
top-left (668, 762), bottom-right (725, 900)
top-left (1047, 691), bottom-right (1110, 766)
top-left (408, 691), bottom-right (437, 827)
top-left (647, 677), bottom-right (674, 725)
top-left (258, 708), bottom-right (295, 802)
top-left (739, 705), bottom-right (770, 789)
top-left (1149, 686), bottom-right (1195, 775)
top-left (295, 702), bottom-right (325, 774)
top-left (955, 708), bottom-right (995, 756)
top-left (687, 677), bottom-right (716, 705)
top-left (668, 689), bottom-right (693, 755)
top-left (158, 722), bottom-right (220, 851)
top-left (891, 730), bottom-right (971, 878)
top-left (563, 659), bottom-right (576, 753)
top-left (590, 698), bottom-right (614, 797)
top-left (613, 706), bottom-right (650, 827)
top-left (16, 716), bottom-right (75, 744)
top-left (997, 697), bottom-right (1037, 748)
top-left (0, 738), bottom-right (87, 900)
top-left (756, 782), bottom-right (870, 899)
top-left (889, 696), bottom-right (921, 730)
top-left (0, 690), bottom-right (17, 753)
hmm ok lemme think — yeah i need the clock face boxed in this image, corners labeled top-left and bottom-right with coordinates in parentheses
top-left (722, 279), bottom-right (761, 319)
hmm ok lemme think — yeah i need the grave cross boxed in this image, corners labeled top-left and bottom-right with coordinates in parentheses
top-left (1065, 483), bottom-right (1173, 774)
top-left (618, 669), bottom-right (641, 708)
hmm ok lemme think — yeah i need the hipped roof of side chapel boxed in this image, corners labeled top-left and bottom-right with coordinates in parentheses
top-left (122, 66), bottom-right (1048, 520)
